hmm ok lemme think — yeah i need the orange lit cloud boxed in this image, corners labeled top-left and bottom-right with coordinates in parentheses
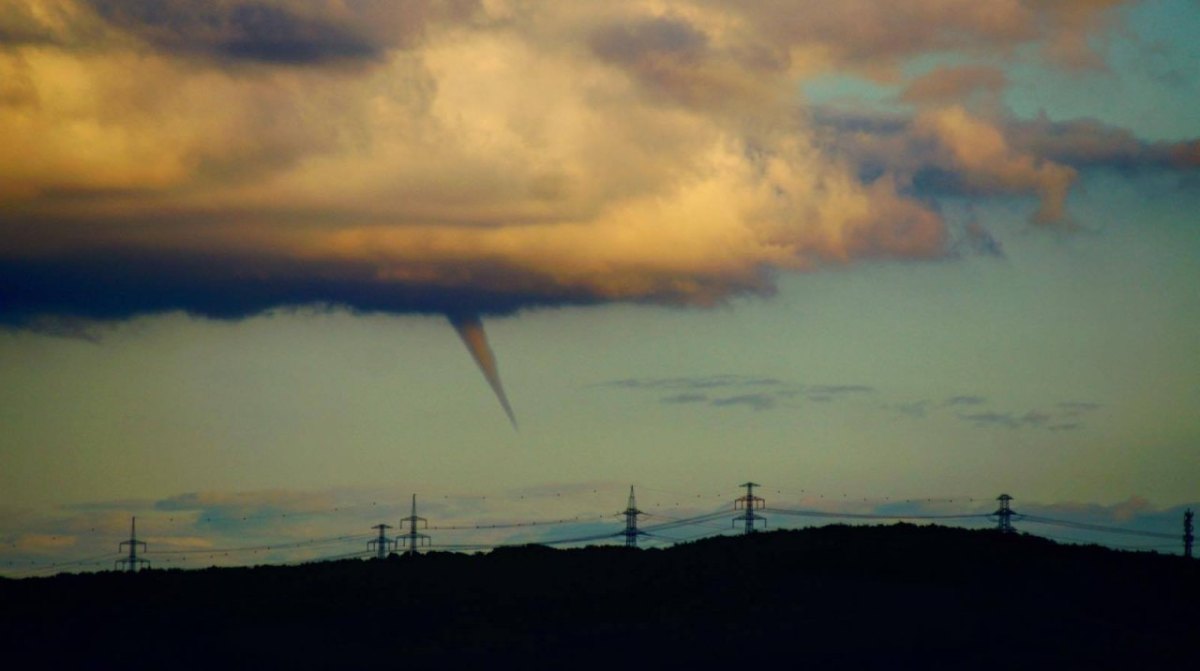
top-left (913, 106), bottom-right (1078, 224)
top-left (900, 66), bottom-right (1009, 106)
top-left (0, 0), bottom-right (1187, 324)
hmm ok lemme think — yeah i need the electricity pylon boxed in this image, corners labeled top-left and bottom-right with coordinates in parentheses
top-left (398, 494), bottom-right (430, 555)
top-left (733, 482), bottom-right (767, 535)
top-left (368, 523), bottom-right (397, 559)
top-left (1185, 509), bottom-right (1194, 559)
top-left (621, 486), bottom-right (645, 548)
top-left (116, 516), bottom-right (149, 572)
top-left (994, 494), bottom-right (1015, 534)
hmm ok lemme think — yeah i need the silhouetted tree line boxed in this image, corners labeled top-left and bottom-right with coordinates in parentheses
top-left (1, 525), bottom-right (1196, 668)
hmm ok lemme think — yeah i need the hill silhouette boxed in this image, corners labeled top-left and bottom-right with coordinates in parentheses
top-left (2, 524), bottom-right (1196, 668)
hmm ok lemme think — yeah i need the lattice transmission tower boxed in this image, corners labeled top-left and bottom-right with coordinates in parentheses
top-left (994, 494), bottom-right (1016, 534)
top-left (733, 482), bottom-right (767, 535)
top-left (621, 486), bottom-right (645, 548)
top-left (116, 516), bottom-right (150, 572)
top-left (368, 523), bottom-right (397, 559)
top-left (399, 494), bottom-right (430, 555)
top-left (1185, 509), bottom-right (1194, 559)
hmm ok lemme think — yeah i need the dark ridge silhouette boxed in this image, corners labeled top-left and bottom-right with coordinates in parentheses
top-left (2, 525), bottom-right (1196, 668)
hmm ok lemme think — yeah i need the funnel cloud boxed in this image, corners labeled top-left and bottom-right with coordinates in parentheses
top-left (449, 313), bottom-right (518, 429)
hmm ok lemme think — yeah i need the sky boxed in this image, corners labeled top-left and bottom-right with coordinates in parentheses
top-left (1, 0), bottom-right (1198, 574)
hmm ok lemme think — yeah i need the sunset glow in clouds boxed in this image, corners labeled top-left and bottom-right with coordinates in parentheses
top-left (4, 0), bottom-right (1194, 321)
top-left (1, 0), bottom-right (1199, 572)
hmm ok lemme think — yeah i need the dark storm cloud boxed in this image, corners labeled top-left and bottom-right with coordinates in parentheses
top-left (0, 250), bottom-right (601, 327)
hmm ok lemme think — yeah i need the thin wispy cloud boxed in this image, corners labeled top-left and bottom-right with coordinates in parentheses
top-left (959, 412), bottom-right (1022, 429)
top-left (888, 394), bottom-right (1102, 433)
top-left (943, 395), bottom-right (987, 407)
top-left (956, 403), bottom-right (1099, 431)
top-left (603, 375), bottom-right (783, 390)
top-left (711, 393), bottom-right (777, 411)
top-left (1057, 401), bottom-right (1104, 418)
top-left (617, 377), bottom-right (1099, 428)
top-left (604, 375), bottom-right (873, 412)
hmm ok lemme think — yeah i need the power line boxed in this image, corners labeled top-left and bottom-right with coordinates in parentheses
top-left (1032, 532), bottom-right (1180, 552)
top-left (6, 488), bottom-right (1197, 575)
top-left (7, 552), bottom-right (122, 576)
top-left (767, 507), bottom-right (989, 521)
top-left (145, 533), bottom-right (373, 555)
top-left (293, 550), bottom-right (375, 565)
top-left (427, 514), bottom-right (614, 531)
top-left (1017, 514), bottom-right (1178, 540)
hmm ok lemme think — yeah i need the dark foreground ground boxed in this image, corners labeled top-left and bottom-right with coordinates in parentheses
top-left (2, 525), bottom-right (1196, 669)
